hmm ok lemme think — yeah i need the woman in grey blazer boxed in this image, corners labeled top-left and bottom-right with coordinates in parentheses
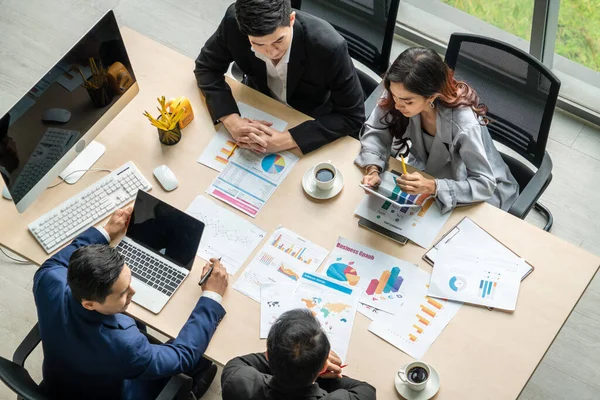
top-left (355, 47), bottom-right (518, 214)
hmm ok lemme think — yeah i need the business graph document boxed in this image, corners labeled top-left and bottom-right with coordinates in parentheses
top-left (207, 148), bottom-right (298, 217)
top-left (427, 246), bottom-right (524, 310)
top-left (197, 102), bottom-right (288, 172)
top-left (324, 237), bottom-right (422, 315)
top-left (259, 273), bottom-right (360, 362)
top-left (233, 227), bottom-right (329, 302)
top-left (354, 191), bottom-right (451, 248)
top-left (185, 195), bottom-right (266, 275)
top-left (368, 268), bottom-right (462, 359)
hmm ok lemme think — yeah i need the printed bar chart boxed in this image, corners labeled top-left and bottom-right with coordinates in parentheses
top-left (413, 324), bottom-right (423, 334)
top-left (366, 267), bottom-right (404, 295)
top-left (409, 334), bottom-right (418, 342)
top-left (216, 140), bottom-right (236, 165)
top-left (479, 280), bottom-right (497, 299)
top-left (259, 252), bottom-right (274, 266)
top-left (427, 297), bottom-right (443, 309)
top-left (417, 198), bottom-right (435, 217)
top-left (416, 314), bottom-right (430, 326)
top-left (271, 234), bottom-right (313, 264)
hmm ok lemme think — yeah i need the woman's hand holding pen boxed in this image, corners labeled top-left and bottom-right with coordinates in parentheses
top-left (200, 258), bottom-right (228, 296)
top-left (396, 171), bottom-right (436, 195)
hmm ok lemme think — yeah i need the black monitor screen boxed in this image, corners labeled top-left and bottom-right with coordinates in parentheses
top-left (127, 191), bottom-right (205, 270)
top-left (0, 11), bottom-right (136, 204)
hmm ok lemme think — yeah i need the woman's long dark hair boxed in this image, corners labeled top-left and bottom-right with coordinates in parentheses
top-left (380, 47), bottom-right (489, 139)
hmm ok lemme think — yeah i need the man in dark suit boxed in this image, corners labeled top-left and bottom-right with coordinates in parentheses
top-left (221, 309), bottom-right (376, 400)
top-left (194, 0), bottom-right (365, 154)
top-left (33, 207), bottom-right (229, 399)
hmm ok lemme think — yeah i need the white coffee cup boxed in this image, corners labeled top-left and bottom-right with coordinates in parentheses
top-left (312, 161), bottom-right (337, 191)
top-left (397, 361), bottom-right (431, 391)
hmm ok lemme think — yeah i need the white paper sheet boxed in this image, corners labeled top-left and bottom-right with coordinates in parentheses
top-left (207, 149), bottom-right (298, 217)
top-left (323, 237), bottom-right (421, 315)
top-left (233, 227), bottom-right (328, 302)
top-left (368, 268), bottom-right (462, 359)
top-left (260, 283), bottom-right (298, 338)
top-left (427, 245), bottom-right (523, 310)
top-left (185, 195), bottom-right (266, 275)
top-left (259, 273), bottom-right (360, 362)
top-left (197, 102), bottom-right (288, 172)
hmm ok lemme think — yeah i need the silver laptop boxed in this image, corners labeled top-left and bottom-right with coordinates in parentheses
top-left (117, 191), bottom-right (205, 313)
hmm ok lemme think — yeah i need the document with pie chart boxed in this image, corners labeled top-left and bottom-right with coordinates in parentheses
top-left (427, 245), bottom-right (524, 310)
top-left (207, 147), bottom-right (298, 217)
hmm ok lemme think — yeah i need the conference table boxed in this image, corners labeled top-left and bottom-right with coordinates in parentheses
top-left (1, 27), bottom-right (599, 400)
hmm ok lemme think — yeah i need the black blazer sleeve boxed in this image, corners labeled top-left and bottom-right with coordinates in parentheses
top-left (316, 376), bottom-right (376, 400)
top-left (289, 41), bottom-right (365, 154)
top-left (194, 12), bottom-right (240, 123)
top-left (221, 353), bottom-right (272, 399)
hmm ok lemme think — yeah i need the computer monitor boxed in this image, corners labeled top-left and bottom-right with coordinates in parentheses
top-left (0, 10), bottom-right (138, 213)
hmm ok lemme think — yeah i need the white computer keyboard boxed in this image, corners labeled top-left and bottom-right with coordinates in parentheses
top-left (28, 161), bottom-right (152, 253)
top-left (11, 128), bottom-right (79, 201)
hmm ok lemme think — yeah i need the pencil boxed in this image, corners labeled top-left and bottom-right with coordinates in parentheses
top-left (400, 155), bottom-right (408, 175)
top-left (227, 144), bottom-right (238, 160)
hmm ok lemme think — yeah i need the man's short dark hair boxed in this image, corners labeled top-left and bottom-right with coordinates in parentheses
top-left (235, 0), bottom-right (291, 37)
top-left (67, 245), bottom-right (124, 303)
top-left (267, 309), bottom-right (330, 387)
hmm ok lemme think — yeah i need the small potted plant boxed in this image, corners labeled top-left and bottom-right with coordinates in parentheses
top-left (143, 96), bottom-right (185, 145)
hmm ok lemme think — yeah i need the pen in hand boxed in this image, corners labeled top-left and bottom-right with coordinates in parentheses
top-left (198, 257), bottom-right (222, 286)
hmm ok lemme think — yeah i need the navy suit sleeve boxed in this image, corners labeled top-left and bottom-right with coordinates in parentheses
top-left (124, 297), bottom-right (226, 380)
top-left (33, 227), bottom-right (108, 297)
top-left (289, 41), bottom-right (365, 153)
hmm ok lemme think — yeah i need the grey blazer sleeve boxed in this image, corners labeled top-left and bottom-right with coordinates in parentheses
top-left (435, 124), bottom-right (497, 213)
top-left (354, 104), bottom-right (393, 171)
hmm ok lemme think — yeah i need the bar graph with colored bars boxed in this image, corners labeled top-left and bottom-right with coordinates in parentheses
top-left (271, 234), bottom-right (313, 265)
top-left (479, 280), bottom-right (497, 299)
top-left (215, 140), bottom-right (236, 165)
top-left (409, 296), bottom-right (446, 342)
top-left (366, 267), bottom-right (404, 295)
top-left (380, 196), bottom-right (435, 216)
top-left (258, 252), bottom-right (275, 266)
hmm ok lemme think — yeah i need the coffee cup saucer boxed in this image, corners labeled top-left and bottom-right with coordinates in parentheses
top-left (302, 167), bottom-right (344, 200)
top-left (394, 364), bottom-right (440, 400)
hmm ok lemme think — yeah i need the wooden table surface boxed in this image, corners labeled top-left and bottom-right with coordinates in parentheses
top-left (1, 27), bottom-right (598, 400)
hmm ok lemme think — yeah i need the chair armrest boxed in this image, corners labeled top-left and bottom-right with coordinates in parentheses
top-left (508, 151), bottom-right (553, 219)
top-left (363, 81), bottom-right (385, 118)
top-left (156, 373), bottom-right (193, 400)
top-left (13, 323), bottom-right (41, 367)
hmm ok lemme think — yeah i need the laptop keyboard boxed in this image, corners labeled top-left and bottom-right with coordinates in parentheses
top-left (117, 240), bottom-right (187, 297)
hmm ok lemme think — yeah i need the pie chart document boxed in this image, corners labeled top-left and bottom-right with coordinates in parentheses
top-left (207, 148), bottom-right (299, 217)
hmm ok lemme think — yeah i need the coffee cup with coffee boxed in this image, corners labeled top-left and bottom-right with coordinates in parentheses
top-left (397, 361), bottom-right (430, 391)
top-left (312, 161), bottom-right (337, 191)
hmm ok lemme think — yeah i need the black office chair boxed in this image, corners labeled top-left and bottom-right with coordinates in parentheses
top-left (292, 0), bottom-right (400, 99)
top-left (445, 33), bottom-right (560, 231)
top-left (0, 323), bottom-right (194, 400)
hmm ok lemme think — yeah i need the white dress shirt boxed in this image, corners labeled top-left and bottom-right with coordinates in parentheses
top-left (251, 29), bottom-right (293, 104)
top-left (93, 226), bottom-right (223, 304)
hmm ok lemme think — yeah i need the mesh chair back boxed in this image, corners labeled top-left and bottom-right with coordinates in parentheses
top-left (445, 34), bottom-right (560, 167)
top-left (293, 0), bottom-right (400, 75)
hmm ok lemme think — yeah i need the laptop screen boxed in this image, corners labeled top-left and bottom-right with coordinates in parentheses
top-left (126, 191), bottom-right (204, 270)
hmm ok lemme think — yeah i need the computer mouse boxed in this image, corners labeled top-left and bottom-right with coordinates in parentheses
top-left (153, 165), bottom-right (178, 191)
top-left (2, 186), bottom-right (12, 200)
top-left (42, 108), bottom-right (71, 123)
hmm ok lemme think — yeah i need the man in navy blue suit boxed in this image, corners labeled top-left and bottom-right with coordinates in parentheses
top-left (33, 207), bottom-right (228, 399)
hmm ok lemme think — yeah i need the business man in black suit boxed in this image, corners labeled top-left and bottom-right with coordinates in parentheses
top-left (194, 0), bottom-right (365, 154)
top-left (221, 309), bottom-right (376, 400)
